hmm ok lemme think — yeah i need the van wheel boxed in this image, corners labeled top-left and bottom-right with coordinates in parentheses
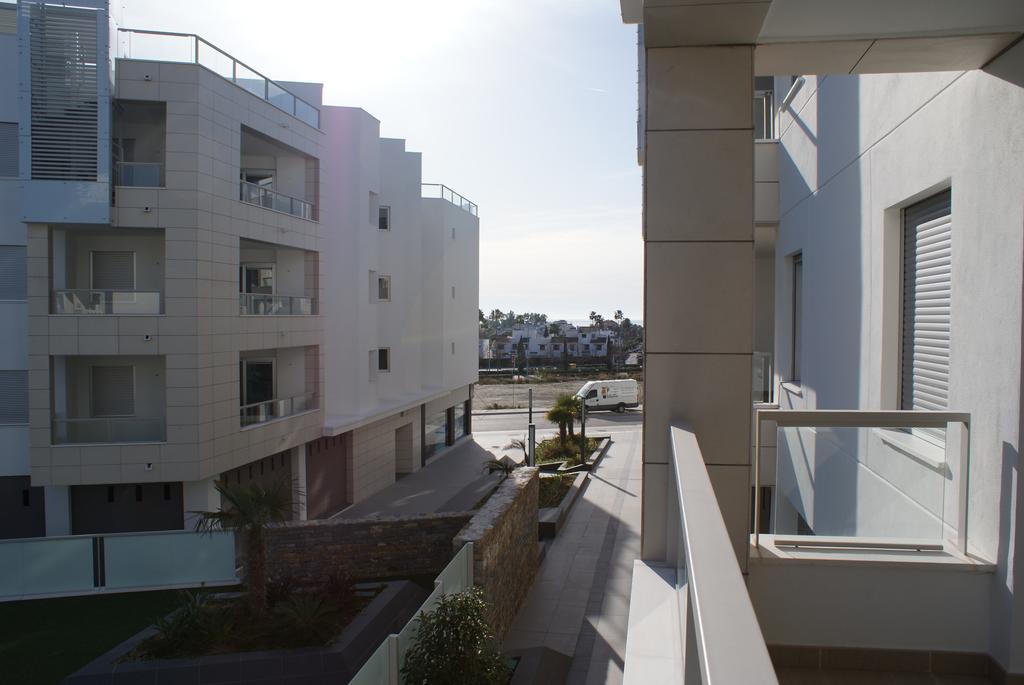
top-left (616, 403), bottom-right (626, 413)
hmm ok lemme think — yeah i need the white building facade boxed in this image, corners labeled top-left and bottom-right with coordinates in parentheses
top-left (621, 0), bottom-right (1024, 681)
top-left (0, 0), bottom-right (478, 537)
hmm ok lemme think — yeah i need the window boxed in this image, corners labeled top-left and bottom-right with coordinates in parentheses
top-left (791, 253), bottom-right (802, 382)
top-left (0, 246), bottom-right (26, 300)
top-left (377, 348), bottom-right (390, 372)
top-left (0, 122), bottom-right (17, 177)
top-left (240, 359), bottom-right (275, 406)
top-left (241, 264), bottom-right (274, 294)
top-left (241, 169), bottom-right (275, 188)
top-left (379, 206), bottom-right (391, 230)
top-left (451, 227), bottom-right (456, 240)
top-left (539, 344), bottom-right (546, 351)
top-left (378, 275), bottom-right (391, 301)
top-left (91, 251), bottom-right (135, 291)
top-left (91, 366), bottom-right (135, 417)
top-left (451, 342), bottom-right (455, 355)
top-left (901, 190), bottom-right (952, 414)
top-left (0, 370), bottom-right (28, 424)
top-left (451, 286), bottom-right (456, 299)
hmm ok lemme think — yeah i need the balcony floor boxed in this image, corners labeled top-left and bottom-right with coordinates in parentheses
top-left (503, 422), bottom-right (643, 684)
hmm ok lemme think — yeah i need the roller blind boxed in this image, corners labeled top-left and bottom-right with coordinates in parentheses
top-left (0, 246), bottom-right (27, 300)
top-left (91, 366), bottom-right (134, 417)
top-left (901, 190), bottom-right (952, 413)
top-left (0, 370), bottom-right (28, 424)
top-left (91, 251), bottom-right (134, 290)
top-left (0, 123), bottom-right (17, 177)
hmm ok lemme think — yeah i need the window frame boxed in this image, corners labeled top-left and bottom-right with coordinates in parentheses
top-left (790, 252), bottom-right (803, 384)
top-left (377, 275), bottom-right (391, 302)
top-left (379, 205), bottom-right (391, 231)
top-left (377, 347), bottom-right (391, 372)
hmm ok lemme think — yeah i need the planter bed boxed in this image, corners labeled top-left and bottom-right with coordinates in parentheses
top-left (62, 580), bottom-right (429, 685)
top-left (536, 435), bottom-right (611, 473)
top-left (538, 471), bottom-right (589, 540)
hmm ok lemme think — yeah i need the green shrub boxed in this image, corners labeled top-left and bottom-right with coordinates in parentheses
top-left (401, 587), bottom-right (510, 685)
top-left (273, 596), bottom-right (340, 647)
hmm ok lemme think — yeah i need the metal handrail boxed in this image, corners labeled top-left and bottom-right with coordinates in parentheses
top-left (117, 28), bottom-right (320, 129)
top-left (421, 183), bottom-right (478, 216)
top-left (239, 392), bottom-right (318, 427)
top-left (53, 289), bottom-right (162, 315)
top-left (238, 292), bottom-right (316, 316)
top-left (669, 423), bottom-right (778, 684)
top-left (239, 180), bottom-right (315, 221)
top-left (753, 408), bottom-right (971, 553)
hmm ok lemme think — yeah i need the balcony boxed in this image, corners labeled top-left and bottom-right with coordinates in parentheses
top-left (422, 183), bottom-right (478, 216)
top-left (239, 347), bottom-right (319, 428)
top-left (116, 29), bottom-right (320, 129)
top-left (51, 356), bottom-right (166, 446)
top-left (240, 181), bottom-right (314, 221)
top-left (240, 392), bottom-right (318, 428)
top-left (50, 227), bottom-right (165, 316)
top-left (239, 293), bottom-right (315, 316)
top-left (113, 100), bottom-right (166, 188)
top-left (53, 290), bottom-right (161, 316)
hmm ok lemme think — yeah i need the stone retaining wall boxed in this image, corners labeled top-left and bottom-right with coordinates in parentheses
top-left (265, 512), bottom-right (472, 587)
top-left (454, 467), bottom-right (540, 639)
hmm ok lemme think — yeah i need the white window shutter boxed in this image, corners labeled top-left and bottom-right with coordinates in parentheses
top-left (901, 190), bottom-right (952, 413)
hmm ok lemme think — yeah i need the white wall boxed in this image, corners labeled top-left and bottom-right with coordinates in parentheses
top-left (774, 63), bottom-right (1024, 669)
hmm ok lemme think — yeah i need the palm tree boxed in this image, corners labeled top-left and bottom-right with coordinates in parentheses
top-left (554, 393), bottom-right (580, 440)
top-left (192, 479), bottom-right (293, 616)
top-left (546, 402), bottom-right (574, 449)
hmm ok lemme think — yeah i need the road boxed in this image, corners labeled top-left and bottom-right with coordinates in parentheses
top-left (472, 409), bottom-right (642, 434)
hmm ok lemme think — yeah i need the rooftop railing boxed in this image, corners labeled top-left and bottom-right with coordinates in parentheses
top-left (240, 392), bottom-right (318, 428)
top-left (240, 180), bottom-right (315, 221)
top-left (53, 289), bottom-right (161, 315)
top-left (668, 423), bottom-right (778, 684)
top-left (239, 293), bottom-right (316, 316)
top-left (116, 29), bottom-right (321, 129)
top-left (422, 183), bottom-right (478, 216)
top-left (754, 409), bottom-right (971, 554)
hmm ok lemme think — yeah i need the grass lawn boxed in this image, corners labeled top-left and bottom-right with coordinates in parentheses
top-left (0, 589), bottom-right (182, 685)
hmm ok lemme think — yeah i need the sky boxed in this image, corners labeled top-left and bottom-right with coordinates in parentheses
top-left (118, 0), bottom-right (643, 322)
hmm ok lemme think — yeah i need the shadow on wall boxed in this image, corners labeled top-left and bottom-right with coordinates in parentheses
top-left (775, 75), bottom-right (865, 536)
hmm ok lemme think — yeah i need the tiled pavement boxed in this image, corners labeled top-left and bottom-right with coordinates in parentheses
top-left (504, 425), bottom-right (643, 685)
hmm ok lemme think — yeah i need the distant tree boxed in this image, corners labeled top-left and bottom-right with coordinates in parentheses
top-left (488, 309), bottom-right (504, 324)
top-left (589, 311), bottom-right (604, 327)
top-left (614, 310), bottom-right (624, 323)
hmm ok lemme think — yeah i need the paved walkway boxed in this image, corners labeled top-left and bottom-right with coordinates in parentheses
top-left (504, 425), bottom-right (642, 685)
top-left (334, 437), bottom-right (504, 518)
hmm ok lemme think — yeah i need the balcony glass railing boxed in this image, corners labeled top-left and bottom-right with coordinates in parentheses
top-left (116, 29), bottom-right (320, 129)
top-left (52, 417), bottom-right (166, 444)
top-left (754, 410), bottom-right (971, 553)
top-left (115, 161), bottom-right (164, 187)
top-left (0, 530), bottom-right (236, 600)
top-left (240, 392), bottom-right (318, 427)
top-left (422, 183), bottom-right (478, 216)
top-left (53, 290), bottom-right (161, 315)
top-left (239, 293), bottom-right (315, 316)
top-left (754, 90), bottom-right (775, 140)
top-left (240, 181), bottom-right (314, 220)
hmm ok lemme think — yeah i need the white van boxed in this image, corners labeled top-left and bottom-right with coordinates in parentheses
top-left (575, 379), bottom-right (639, 412)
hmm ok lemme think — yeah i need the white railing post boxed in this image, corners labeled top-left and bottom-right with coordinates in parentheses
top-left (951, 420), bottom-right (971, 555)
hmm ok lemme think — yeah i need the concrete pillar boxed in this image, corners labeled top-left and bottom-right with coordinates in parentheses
top-left (290, 445), bottom-right (307, 521)
top-left (641, 46), bottom-right (755, 569)
top-left (44, 485), bottom-right (71, 536)
top-left (183, 477), bottom-right (220, 530)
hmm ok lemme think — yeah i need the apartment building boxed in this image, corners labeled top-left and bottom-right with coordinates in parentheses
top-left (481, 322), bottom-right (616, 362)
top-left (0, 0), bottom-right (478, 539)
top-left (620, 0), bottom-right (1024, 682)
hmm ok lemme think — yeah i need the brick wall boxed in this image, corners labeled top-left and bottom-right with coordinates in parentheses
top-left (264, 512), bottom-right (471, 587)
top-left (454, 467), bottom-right (539, 640)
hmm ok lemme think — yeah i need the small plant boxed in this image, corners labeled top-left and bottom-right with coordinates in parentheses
top-left (266, 574), bottom-right (294, 608)
top-left (401, 587), bottom-right (510, 685)
top-left (273, 595), bottom-right (339, 647)
top-left (483, 456), bottom-right (518, 480)
top-left (323, 570), bottom-right (357, 614)
top-left (148, 591), bottom-right (211, 658)
top-left (504, 436), bottom-right (529, 462)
